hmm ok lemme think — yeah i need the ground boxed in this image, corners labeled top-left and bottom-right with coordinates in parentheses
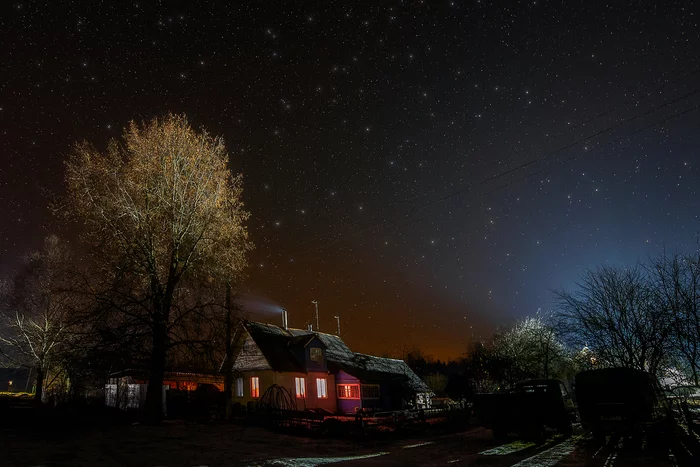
top-left (0, 399), bottom-right (694, 466)
top-left (0, 422), bottom-right (692, 466)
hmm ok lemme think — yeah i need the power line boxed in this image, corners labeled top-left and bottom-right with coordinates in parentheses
top-left (482, 64), bottom-right (700, 171)
top-left (281, 68), bottom-right (700, 254)
top-left (284, 95), bottom-right (700, 265)
top-left (482, 87), bottom-right (700, 185)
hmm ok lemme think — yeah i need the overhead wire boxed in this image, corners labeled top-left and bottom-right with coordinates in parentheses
top-left (260, 69), bottom-right (700, 267)
top-left (280, 66), bottom-right (700, 253)
top-left (281, 91), bottom-right (700, 265)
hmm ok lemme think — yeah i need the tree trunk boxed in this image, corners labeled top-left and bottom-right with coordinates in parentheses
top-left (144, 316), bottom-right (167, 423)
top-left (224, 283), bottom-right (233, 421)
top-left (34, 367), bottom-right (44, 405)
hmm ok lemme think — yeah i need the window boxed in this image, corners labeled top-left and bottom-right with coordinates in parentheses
top-left (251, 377), bottom-right (260, 398)
top-left (337, 384), bottom-right (360, 399)
top-left (310, 347), bottom-right (324, 362)
top-left (235, 378), bottom-right (243, 397)
top-left (361, 384), bottom-right (380, 399)
top-left (295, 377), bottom-right (306, 399)
top-left (316, 378), bottom-right (328, 399)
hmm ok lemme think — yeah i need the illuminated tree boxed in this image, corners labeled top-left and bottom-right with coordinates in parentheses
top-left (64, 114), bottom-right (252, 421)
top-left (0, 235), bottom-right (77, 404)
top-left (491, 313), bottom-right (567, 385)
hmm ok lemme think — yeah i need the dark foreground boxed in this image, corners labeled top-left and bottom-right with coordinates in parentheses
top-left (0, 403), bottom-right (696, 466)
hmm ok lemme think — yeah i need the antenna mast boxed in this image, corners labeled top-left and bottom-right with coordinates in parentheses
top-left (312, 300), bottom-right (319, 332)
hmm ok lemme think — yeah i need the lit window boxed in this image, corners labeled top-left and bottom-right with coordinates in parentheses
top-left (361, 384), bottom-right (380, 399)
top-left (235, 378), bottom-right (243, 397)
top-left (310, 348), bottom-right (324, 362)
top-left (295, 377), bottom-right (306, 399)
top-left (316, 378), bottom-right (328, 398)
top-left (251, 376), bottom-right (260, 398)
top-left (337, 384), bottom-right (360, 399)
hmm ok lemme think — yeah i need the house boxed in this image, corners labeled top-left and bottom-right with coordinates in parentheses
top-left (232, 320), bottom-right (432, 414)
top-left (105, 370), bottom-right (223, 412)
top-left (0, 367), bottom-right (34, 393)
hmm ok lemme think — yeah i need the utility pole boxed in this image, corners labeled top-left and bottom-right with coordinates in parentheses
top-left (312, 300), bottom-right (319, 332)
top-left (334, 315), bottom-right (340, 336)
top-left (224, 282), bottom-right (233, 422)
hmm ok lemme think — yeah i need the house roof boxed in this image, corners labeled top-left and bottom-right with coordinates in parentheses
top-left (240, 321), bottom-right (430, 394)
top-left (242, 321), bottom-right (307, 372)
top-left (347, 353), bottom-right (430, 394)
top-left (293, 329), bottom-right (355, 364)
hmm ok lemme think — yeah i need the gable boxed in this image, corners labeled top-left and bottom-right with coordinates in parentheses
top-left (243, 322), bottom-right (306, 372)
top-left (302, 334), bottom-right (327, 349)
top-left (233, 335), bottom-right (272, 371)
top-left (314, 332), bottom-right (355, 364)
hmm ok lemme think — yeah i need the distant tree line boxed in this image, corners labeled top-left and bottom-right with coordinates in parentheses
top-left (407, 247), bottom-right (700, 398)
top-left (0, 114), bottom-right (252, 421)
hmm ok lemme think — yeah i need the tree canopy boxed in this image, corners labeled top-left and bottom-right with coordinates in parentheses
top-left (64, 114), bottom-right (252, 420)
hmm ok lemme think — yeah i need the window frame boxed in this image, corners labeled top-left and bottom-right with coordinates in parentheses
top-left (251, 376), bottom-right (260, 398)
top-left (316, 378), bottom-right (328, 399)
top-left (361, 384), bottom-right (381, 400)
top-left (336, 383), bottom-right (361, 400)
top-left (295, 377), bottom-right (306, 399)
top-left (309, 347), bottom-right (324, 362)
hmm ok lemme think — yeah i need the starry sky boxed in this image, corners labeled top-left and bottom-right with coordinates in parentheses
top-left (1, 1), bottom-right (699, 360)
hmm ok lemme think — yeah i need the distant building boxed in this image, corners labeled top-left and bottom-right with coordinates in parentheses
top-left (0, 367), bottom-right (34, 393)
top-left (105, 370), bottom-right (222, 413)
top-left (232, 321), bottom-right (432, 413)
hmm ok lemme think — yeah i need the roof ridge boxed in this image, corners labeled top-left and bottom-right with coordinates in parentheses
top-left (354, 352), bottom-right (405, 362)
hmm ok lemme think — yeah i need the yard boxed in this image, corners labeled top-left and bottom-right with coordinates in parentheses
top-left (1, 396), bottom-right (698, 466)
top-left (0, 409), bottom-right (386, 466)
top-left (0, 397), bottom-right (458, 466)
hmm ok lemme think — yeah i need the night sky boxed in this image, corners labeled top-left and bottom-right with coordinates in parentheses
top-left (1, 1), bottom-right (699, 360)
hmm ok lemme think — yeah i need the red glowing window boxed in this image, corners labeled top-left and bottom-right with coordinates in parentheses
top-left (251, 376), bottom-right (260, 398)
top-left (337, 384), bottom-right (360, 399)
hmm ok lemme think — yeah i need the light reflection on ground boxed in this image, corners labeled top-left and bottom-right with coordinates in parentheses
top-left (252, 452), bottom-right (389, 466)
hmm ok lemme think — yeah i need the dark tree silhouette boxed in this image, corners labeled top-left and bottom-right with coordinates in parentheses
top-left (555, 265), bottom-right (671, 377)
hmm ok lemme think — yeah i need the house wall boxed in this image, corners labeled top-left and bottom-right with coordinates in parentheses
top-left (235, 370), bottom-right (337, 412)
top-left (335, 375), bottom-right (418, 412)
top-left (335, 370), bottom-right (362, 414)
top-left (105, 377), bottom-right (165, 414)
top-left (359, 382), bottom-right (385, 411)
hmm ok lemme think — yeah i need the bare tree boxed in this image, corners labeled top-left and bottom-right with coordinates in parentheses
top-left (555, 265), bottom-right (671, 377)
top-left (649, 251), bottom-right (700, 386)
top-left (64, 114), bottom-right (252, 421)
top-left (0, 235), bottom-right (77, 404)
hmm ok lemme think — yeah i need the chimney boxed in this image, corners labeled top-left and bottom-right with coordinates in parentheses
top-left (282, 308), bottom-right (288, 330)
top-left (308, 324), bottom-right (313, 331)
